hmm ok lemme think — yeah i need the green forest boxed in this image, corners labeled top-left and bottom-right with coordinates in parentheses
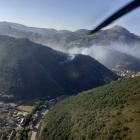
top-left (39, 76), bottom-right (140, 140)
top-left (0, 35), bottom-right (118, 100)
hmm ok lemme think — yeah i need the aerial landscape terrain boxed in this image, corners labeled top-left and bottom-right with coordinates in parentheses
top-left (0, 0), bottom-right (140, 140)
top-left (0, 22), bottom-right (140, 140)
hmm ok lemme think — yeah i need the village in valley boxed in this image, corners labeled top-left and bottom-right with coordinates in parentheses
top-left (0, 68), bottom-right (140, 140)
top-left (0, 69), bottom-right (140, 140)
top-left (0, 95), bottom-right (69, 140)
top-left (0, 70), bottom-right (140, 140)
top-left (111, 69), bottom-right (140, 78)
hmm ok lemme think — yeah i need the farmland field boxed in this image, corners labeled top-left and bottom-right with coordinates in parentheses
top-left (17, 105), bottom-right (33, 112)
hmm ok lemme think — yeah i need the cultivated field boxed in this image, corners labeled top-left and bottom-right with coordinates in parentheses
top-left (17, 105), bottom-right (33, 112)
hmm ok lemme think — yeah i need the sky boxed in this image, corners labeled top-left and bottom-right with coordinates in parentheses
top-left (0, 0), bottom-right (140, 35)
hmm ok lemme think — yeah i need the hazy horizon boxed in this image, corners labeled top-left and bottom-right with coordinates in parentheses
top-left (0, 21), bottom-right (139, 36)
top-left (0, 0), bottom-right (140, 35)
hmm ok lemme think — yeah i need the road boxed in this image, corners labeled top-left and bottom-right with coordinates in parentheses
top-left (30, 96), bottom-right (73, 140)
top-left (30, 104), bottom-right (56, 140)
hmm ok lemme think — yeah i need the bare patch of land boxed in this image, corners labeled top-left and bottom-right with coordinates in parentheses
top-left (17, 105), bottom-right (33, 112)
top-left (17, 97), bottom-right (46, 112)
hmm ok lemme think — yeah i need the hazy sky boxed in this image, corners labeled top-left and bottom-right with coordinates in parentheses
top-left (0, 0), bottom-right (140, 35)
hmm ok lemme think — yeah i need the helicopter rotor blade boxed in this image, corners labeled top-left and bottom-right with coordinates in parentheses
top-left (88, 0), bottom-right (140, 35)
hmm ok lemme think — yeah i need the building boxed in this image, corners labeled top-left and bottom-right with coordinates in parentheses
top-left (135, 72), bottom-right (140, 77)
top-left (49, 99), bottom-right (56, 105)
top-left (17, 112), bottom-right (27, 117)
top-left (33, 114), bottom-right (38, 119)
top-left (42, 105), bottom-right (47, 109)
top-left (20, 118), bottom-right (25, 126)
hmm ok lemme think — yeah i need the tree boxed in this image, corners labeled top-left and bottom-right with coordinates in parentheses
top-left (8, 95), bottom-right (15, 101)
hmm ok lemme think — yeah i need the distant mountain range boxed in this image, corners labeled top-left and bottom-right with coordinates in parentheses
top-left (0, 35), bottom-right (118, 100)
top-left (67, 25), bottom-right (140, 47)
top-left (0, 22), bottom-right (140, 71)
top-left (0, 22), bottom-right (140, 48)
top-left (0, 24), bottom-right (59, 50)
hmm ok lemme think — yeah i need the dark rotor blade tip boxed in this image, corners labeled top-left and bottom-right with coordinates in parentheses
top-left (88, 31), bottom-right (96, 35)
top-left (87, 0), bottom-right (140, 35)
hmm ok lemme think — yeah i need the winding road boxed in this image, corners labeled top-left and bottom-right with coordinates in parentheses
top-left (30, 103), bottom-right (56, 140)
top-left (30, 96), bottom-right (72, 140)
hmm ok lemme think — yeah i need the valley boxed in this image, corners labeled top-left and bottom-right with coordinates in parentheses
top-left (0, 22), bottom-right (139, 140)
top-left (0, 0), bottom-right (140, 139)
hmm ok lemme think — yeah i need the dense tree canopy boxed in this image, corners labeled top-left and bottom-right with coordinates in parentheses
top-left (39, 76), bottom-right (140, 140)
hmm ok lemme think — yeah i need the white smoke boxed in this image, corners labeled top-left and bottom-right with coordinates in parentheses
top-left (109, 43), bottom-right (140, 59)
top-left (67, 43), bottom-right (140, 60)
top-left (44, 39), bottom-right (140, 66)
top-left (60, 54), bottom-right (75, 64)
top-left (66, 43), bottom-right (140, 69)
top-left (68, 45), bottom-right (109, 61)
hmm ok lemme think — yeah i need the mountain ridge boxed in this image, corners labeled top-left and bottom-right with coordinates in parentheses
top-left (0, 22), bottom-right (139, 49)
top-left (0, 35), bottom-right (118, 100)
top-left (0, 22), bottom-right (140, 71)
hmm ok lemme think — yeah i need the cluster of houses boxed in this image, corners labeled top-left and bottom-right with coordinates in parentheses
top-left (0, 110), bottom-right (16, 140)
top-left (13, 111), bottom-right (27, 126)
top-left (134, 72), bottom-right (140, 77)
top-left (0, 94), bottom-right (70, 139)
top-left (111, 69), bottom-right (140, 78)
top-left (0, 102), bottom-right (13, 110)
top-left (117, 70), bottom-right (135, 77)
top-left (0, 101), bottom-right (28, 140)
top-left (0, 130), bottom-right (16, 140)
top-left (120, 70), bottom-right (135, 77)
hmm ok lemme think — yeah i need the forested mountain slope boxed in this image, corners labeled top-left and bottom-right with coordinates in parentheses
top-left (39, 76), bottom-right (140, 140)
top-left (0, 35), bottom-right (118, 100)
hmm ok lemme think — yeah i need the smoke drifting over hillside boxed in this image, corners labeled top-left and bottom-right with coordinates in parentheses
top-left (60, 54), bottom-right (75, 64)
top-left (46, 40), bottom-right (140, 70)
top-left (66, 44), bottom-right (140, 70)
top-left (108, 43), bottom-right (140, 59)
top-left (68, 46), bottom-right (107, 60)
top-left (67, 43), bottom-right (140, 58)
top-left (67, 46), bottom-right (113, 67)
